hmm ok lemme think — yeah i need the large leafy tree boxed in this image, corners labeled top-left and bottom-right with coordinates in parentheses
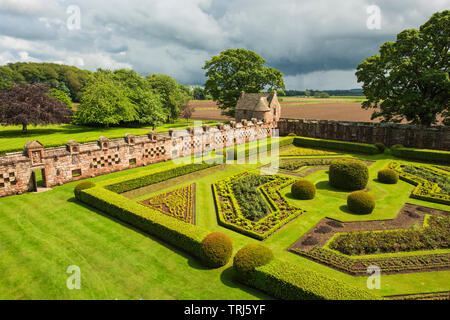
top-left (203, 48), bottom-right (285, 117)
top-left (146, 74), bottom-right (190, 122)
top-left (110, 69), bottom-right (167, 128)
top-left (356, 10), bottom-right (449, 126)
top-left (74, 72), bottom-right (138, 127)
top-left (75, 69), bottom-right (167, 127)
top-left (0, 83), bottom-right (73, 133)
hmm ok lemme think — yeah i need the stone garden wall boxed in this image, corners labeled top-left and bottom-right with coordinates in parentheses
top-left (278, 119), bottom-right (450, 151)
top-left (0, 119), bottom-right (275, 197)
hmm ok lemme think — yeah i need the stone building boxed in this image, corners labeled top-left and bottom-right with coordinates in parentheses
top-left (235, 90), bottom-right (281, 123)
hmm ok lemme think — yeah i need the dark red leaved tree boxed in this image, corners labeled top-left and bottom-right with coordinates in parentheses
top-left (0, 83), bottom-right (73, 133)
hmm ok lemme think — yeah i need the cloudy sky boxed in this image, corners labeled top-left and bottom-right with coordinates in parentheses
top-left (0, 0), bottom-right (448, 90)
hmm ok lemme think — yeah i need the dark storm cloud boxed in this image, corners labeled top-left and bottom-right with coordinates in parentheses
top-left (0, 0), bottom-right (448, 89)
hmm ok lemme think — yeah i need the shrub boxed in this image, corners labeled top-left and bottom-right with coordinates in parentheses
top-left (347, 191), bottom-right (375, 214)
top-left (378, 168), bottom-right (399, 184)
top-left (287, 132), bottom-right (296, 136)
top-left (291, 179), bottom-right (316, 200)
top-left (374, 142), bottom-right (385, 153)
top-left (391, 144), bottom-right (404, 149)
top-left (233, 244), bottom-right (274, 275)
top-left (105, 163), bottom-right (217, 193)
top-left (201, 232), bottom-right (233, 268)
top-left (391, 147), bottom-right (450, 163)
top-left (329, 159), bottom-right (369, 191)
top-left (239, 259), bottom-right (381, 300)
top-left (293, 137), bottom-right (379, 154)
top-left (74, 180), bottom-right (96, 200)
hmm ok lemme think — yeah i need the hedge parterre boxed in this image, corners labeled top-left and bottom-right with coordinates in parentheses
top-left (213, 172), bottom-right (305, 240)
top-left (387, 162), bottom-right (450, 205)
top-left (329, 215), bottom-right (450, 255)
top-left (292, 246), bottom-right (450, 276)
top-left (139, 184), bottom-right (196, 224)
top-left (293, 136), bottom-right (380, 154)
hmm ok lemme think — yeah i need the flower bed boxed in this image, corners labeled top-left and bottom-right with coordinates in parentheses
top-left (329, 215), bottom-right (450, 255)
top-left (139, 184), bottom-right (196, 224)
top-left (387, 162), bottom-right (450, 205)
top-left (212, 172), bottom-right (305, 240)
top-left (292, 246), bottom-right (450, 276)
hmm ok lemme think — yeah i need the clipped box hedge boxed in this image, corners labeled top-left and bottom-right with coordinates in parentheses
top-left (105, 162), bottom-right (218, 193)
top-left (293, 137), bottom-right (379, 154)
top-left (239, 259), bottom-right (381, 300)
top-left (387, 162), bottom-right (450, 205)
top-left (391, 147), bottom-right (450, 163)
top-left (79, 186), bottom-right (209, 259)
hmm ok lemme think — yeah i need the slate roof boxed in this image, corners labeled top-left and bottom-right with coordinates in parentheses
top-left (235, 92), bottom-right (276, 112)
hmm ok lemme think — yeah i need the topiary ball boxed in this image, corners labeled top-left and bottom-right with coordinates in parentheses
top-left (347, 191), bottom-right (375, 214)
top-left (374, 142), bottom-right (385, 153)
top-left (201, 232), bottom-right (233, 268)
top-left (74, 180), bottom-right (96, 200)
top-left (329, 159), bottom-right (369, 191)
top-left (291, 179), bottom-right (316, 200)
top-left (233, 244), bottom-right (274, 275)
top-left (378, 169), bottom-right (399, 184)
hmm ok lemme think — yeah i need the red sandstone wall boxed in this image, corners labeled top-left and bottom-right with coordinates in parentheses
top-left (0, 120), bottom-right (276, 197)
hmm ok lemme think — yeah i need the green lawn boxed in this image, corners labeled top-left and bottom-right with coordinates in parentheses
top-left (0, 145), bottom-right (448, 299)
top-left (0, 120), bottom-right (221, 155)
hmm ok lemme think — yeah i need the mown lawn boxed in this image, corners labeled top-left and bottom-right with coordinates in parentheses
top-left (0, 120), bottom-right (220, 155)
top-left (0, 146), bottom-right (448, 299)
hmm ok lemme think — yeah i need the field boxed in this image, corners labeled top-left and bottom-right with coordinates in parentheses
top-left (189, 96), bottom-right (380, 122)
top-left (0, 120), bottom-right (220, 155)
top-left (0, 138), bottom-right (448, 300)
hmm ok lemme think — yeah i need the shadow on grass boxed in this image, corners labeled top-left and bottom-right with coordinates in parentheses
top-left (339, 204), bottom-right (371, 216)
top-left (315, 180), bottom-right (348, 193)
top-left (219, 266), bottom-right (272, 300)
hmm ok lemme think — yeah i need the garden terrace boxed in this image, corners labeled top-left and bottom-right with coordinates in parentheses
top-left (1, 135), bottom-right (449, 300)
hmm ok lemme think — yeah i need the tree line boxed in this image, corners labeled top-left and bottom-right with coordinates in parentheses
top-left (0, 63), bottom-right (192, 131)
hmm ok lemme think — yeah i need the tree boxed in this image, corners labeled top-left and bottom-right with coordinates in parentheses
top-left (192, 86), bottom-right (207, 100)
top-left (203, 48), bottom-right (285, 117)
top-left (314, 91), bottom-right (330, 98)
top-left (47, 88), bottom-right (73, 109)
top-left (75, 69), bottom-right (167, 128)
top-left (0, 83), bottom-right (72, 132)
top-left (356, 10), bottom-right (449, 126)
top-left (180, 104), bottom-right (195, 123)
top-left (74, 73), bottom-right (137, 127)
top-left (146, 74), bottom-right (190, 122)
top-left (0, 66), bottom-right (24, 90)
